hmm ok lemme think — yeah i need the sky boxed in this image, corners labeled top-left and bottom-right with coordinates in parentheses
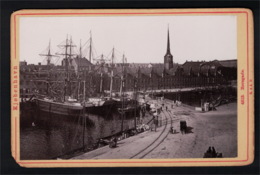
top-left (19, 15), bottom-right (237, 65)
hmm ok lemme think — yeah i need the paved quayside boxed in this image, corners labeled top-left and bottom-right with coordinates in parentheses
top-left (71, 99), bottom-right (237, 159)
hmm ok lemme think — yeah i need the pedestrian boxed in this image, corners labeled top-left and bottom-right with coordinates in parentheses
top-left (166, 106), bottom-right (168, 111)
top-left (207, 146), bottom-right (212, 153)
top-left (212, 146), bottom-right (217, 157)
top-left (170, 126), bottom-right (174, 134)
top-left (153, 116), bottom-right (158, 132)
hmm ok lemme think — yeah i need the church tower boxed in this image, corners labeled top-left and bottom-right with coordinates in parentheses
top-left (164, 26), bottom-right (173, 70)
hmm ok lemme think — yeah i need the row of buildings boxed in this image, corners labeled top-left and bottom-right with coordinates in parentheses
top-left (20, 28), bottom-right (237, 99)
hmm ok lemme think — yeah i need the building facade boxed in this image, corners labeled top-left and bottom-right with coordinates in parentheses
top-left (20, 28), bottom-right (237, 99)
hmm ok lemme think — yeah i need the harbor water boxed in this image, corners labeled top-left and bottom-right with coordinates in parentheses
top-left (20, 88), bottom-right (236, 160)
top-left (20, 105), bottom-right (143, 160)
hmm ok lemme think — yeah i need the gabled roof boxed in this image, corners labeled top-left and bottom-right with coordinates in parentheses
top-left (218, 59), bottom-right (237, 68)
top-left (182, 61), bottom-right (204, 75)
top-left (166, 64), bottom-right (179, 76)
top-left (73, 57), bottom-right (92, 67)
top-left (140, 67), bottom-right (152, 77)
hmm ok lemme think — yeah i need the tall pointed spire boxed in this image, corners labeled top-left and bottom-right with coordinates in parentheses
top-left (164, 25), bottom-right (173, 70)
top-left (167, 24), bottom-right (171, 54)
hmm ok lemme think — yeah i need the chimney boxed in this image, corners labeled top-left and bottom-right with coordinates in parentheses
top-left (38, 62), bottom-right (41, 65)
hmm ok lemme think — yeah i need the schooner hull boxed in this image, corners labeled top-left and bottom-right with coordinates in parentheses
top-left (36, 99), bottom-right (83, 116)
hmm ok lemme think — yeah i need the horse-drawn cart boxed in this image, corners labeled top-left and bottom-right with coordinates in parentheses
top-left (180, 120), bottom-right (187, 134)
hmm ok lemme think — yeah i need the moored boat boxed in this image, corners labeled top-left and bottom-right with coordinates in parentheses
top-left (36, 36), bottom-right (84, 116)
top-left (36, 98), bottom-right (83, 116)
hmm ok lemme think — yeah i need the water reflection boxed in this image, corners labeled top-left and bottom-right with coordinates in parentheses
top-left (20, 107), bottom-right (138, 160)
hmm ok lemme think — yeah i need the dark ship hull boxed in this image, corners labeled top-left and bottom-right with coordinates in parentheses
top-left (36, 98), bottom-right (83, 116)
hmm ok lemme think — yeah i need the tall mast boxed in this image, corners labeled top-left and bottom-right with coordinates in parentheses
top-left (110, 71), bottom-right (113, 97)
top-left (89, 31), bottom-right (92, 63)
top-left (83, 80), bottom-right (86, 102)
top-left (55, 35), bottom-right (77, 100)
top-left (47, 40), bottom-right (51, 65)
top-left (120, 53), bottom-right (125, 132)
top-left (69, 36), bottom-right (73, 61)
top-left (119, 54), bottom-right (125, 97)
top-left (100, 73), bottom-right (103, 95)
top-left (111, 47), bottom-right (115, 66)
top-left (39, 39), bottom-right (57, 65)
top-left (79, 39), bottom-right (82, 58)
top-left (65, 35), bottom-right (68, 76)
top-left (68, 36), bottom-right (74, 97)
top-left (64, 35), bottom-right (69, 101)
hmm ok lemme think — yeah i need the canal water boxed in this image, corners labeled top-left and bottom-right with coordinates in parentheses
top-left (20, 106), bottom-right (145, 160)
top-left (20, 88), bottom-right (236, 160)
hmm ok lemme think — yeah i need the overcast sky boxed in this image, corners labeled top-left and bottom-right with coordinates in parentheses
top-left (19, 15), bottom-right (237, 65)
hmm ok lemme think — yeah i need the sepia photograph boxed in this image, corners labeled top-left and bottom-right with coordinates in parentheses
top-left (10, 9), bottom-right (254, 167)
top-left (19, 14), bottom-right (238, 160)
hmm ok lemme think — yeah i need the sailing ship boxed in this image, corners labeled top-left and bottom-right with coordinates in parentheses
top-left (116, 54), bottom-right (139, 115)
top-left (35, 36), bottom-right (84, 116)
top-left (35, 34), bottom-right (139, 116)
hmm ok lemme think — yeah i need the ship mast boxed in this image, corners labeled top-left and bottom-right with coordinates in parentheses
top-left (109, 47), bottom-right (115, 97)
top-left (39, 40), bottom-right (57, 65)
top-left (56, 35), bottom-right (76, 101)
top-left (121, 53), bottom-right (126, 132)
top-left (119, 54), bottom-right (124, 97)
top-left (100, 72), bottom-right (103, 95)
top-left (110, 71), bottom-right (113, 97)
top-left (89, 31), bottom-right (92, 63)
top-left (79, 39), bottom-right (82, 58)
top-left (111, 47), bottom-right (115, 67)
top-left (64, 36), bottom-right (69, 101)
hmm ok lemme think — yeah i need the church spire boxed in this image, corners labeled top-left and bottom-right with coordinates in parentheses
top-left (167, 24), bottom-right (171, 54)
top-left (164, 25), bottom-right (173, 70)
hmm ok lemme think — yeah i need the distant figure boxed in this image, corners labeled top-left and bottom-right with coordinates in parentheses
top-left (204, 146), bottom-right (223, 158)
top-left (207, 146), bottom-right (212, 153)
top-left (32, 122), bottom-right (36, 127)
top-left (166, 106), bottom-right (168, 111)
top-left (109, 136), bottom-right (118, 148)
top-left (212, 146), bottom-right (217, 157)
top-left (153, 117), bottom-right (158, 132)
top-left (170, 126), bottom-right (174, 134)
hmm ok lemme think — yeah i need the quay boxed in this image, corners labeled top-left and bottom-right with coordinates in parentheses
top-left (19, 26), bottom-right (237, 160)
top-left (71, 99), bottom-right (237, 159)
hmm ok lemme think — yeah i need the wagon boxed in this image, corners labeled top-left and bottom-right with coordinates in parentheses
top-left (109, 136), bottom-right (118, 148)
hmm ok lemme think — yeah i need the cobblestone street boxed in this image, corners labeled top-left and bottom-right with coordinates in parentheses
top-left (72, 100), bottom-right (237, 159)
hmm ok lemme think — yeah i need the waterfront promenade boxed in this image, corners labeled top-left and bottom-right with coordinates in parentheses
top-left (72, 99), bottom-right (237, 159)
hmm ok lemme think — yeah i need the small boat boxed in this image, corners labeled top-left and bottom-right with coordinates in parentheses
top-left (118, 105), bottom-right (137, 114)
top-left (36, 97), bottom-right (83, 116)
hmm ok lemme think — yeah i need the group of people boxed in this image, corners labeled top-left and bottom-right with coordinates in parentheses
top-left (204, 146), bottom-right (223, 158)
